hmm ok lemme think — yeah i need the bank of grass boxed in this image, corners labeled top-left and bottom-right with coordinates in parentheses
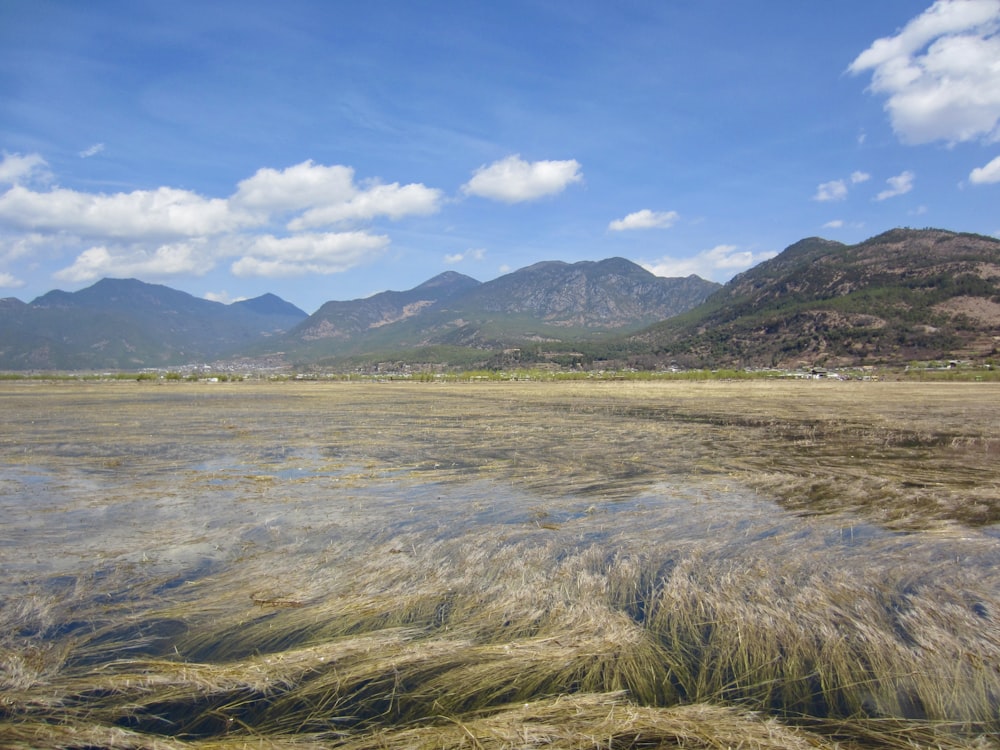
top-left (1, 381), bottom-right (999, 748)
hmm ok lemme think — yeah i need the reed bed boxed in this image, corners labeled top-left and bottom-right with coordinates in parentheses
top-left (1, 380), bottom-right (999, 748)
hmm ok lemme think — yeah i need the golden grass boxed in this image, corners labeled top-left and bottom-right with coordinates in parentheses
top-left (1, 380), bottom-right (999, 748)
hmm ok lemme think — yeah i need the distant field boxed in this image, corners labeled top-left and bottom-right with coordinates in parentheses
top-left (1, 380), bottom-right (998, 749)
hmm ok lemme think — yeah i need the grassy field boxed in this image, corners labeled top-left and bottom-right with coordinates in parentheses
top-left (1, 379), bottom-right (998, 748)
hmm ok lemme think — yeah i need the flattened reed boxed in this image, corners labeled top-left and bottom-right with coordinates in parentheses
top-left (1, 381), bottom-right (999, 748)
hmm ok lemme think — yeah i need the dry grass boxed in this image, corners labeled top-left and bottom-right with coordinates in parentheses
top-left (1, 380), bottom-right (999, 748)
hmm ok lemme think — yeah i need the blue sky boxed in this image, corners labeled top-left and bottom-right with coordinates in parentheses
top-left (1, 0), bottom-right (999, 313)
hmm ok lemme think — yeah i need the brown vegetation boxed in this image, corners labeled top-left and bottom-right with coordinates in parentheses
top-left (1, 380), bottom-right (998, 748)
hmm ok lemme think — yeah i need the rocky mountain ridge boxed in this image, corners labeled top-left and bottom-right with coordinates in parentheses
top-left (633, 228), bottom-right (1000, 368)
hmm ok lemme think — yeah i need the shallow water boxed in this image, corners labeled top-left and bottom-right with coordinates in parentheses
top-left (2, 381), bottom-right (999, 748)
top-left (4, 449), bottom-right (998, 610)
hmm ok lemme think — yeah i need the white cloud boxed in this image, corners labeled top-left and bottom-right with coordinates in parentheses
top-left (1, 160), bottom-right (441, 242)
top-left (813, 179), bottom-right (848, 201)
top-left (232, 160), bottom-right (442, 229)
top-left (823, 220), bottom-right (845, 229)
top-left (289, 182), bottom-right (442, 230)
top-left (0, 157), bottom-right (443, 285)
top-left (875, 170), bottom-right (916, 200)
top-left (0, 271), bottom-right (25, 288)
top-left (54, 241), bottom-right (216, 283)
top-left (642, 244), bottom-right (778, 280)
top-left (848, 0), bottom-right (1000, 144)
top-left (970, 154), bottom-right (1000, 182)
top-left (851, 171), bottom-right (871, 184)
top-left (79, 143), bottom-right (105, 159)
top-left (0, 184), bottom-right (252, 239)
top-left (608, 209), bottom-right (679, 231)
top-left (462, 154), bottom-right (582, 203)
top-left (0, 232), bottom-right (49, 263)
top-left (444, 248), bottom-right (486, 264)
top-left (232, 161), bottom-right (356, 213)
top-left (0, 152), bottom-right (50, 186)
top-left (231, 232), bottom-right (389, 278)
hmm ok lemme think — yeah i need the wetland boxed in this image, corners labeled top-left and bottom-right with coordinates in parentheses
top-left (1, 379), bottom-right (999, 748)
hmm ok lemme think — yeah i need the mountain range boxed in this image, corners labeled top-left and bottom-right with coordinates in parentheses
top-left (1, 228), bottom-right (997, 371)
top-left (271, 258), bottom-right (720, 367)
top-left (0, 280), bottom-right (309, 370)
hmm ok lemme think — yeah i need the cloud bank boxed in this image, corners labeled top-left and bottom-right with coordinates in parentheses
top-left (1, 153), bottom-right (593, 286)
top-left (0, 154), bottom-right (443, 282)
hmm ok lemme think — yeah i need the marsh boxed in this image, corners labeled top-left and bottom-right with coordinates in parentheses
top-left (1, 379), bottom-right (998, 748)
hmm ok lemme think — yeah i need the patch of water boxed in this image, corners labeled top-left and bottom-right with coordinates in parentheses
top-left (2, 457), bottom-right (998, 606)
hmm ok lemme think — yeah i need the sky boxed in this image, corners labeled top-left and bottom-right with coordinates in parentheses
top-left (1, 0), bottom-right (999, 314)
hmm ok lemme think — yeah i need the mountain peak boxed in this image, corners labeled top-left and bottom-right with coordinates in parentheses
top-left (233, 293), bottom-right (307, 319)
top-left (414, 271), bottom-right (481, 293)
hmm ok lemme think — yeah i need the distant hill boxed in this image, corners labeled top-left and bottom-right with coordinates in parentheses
top-left (0, 278), bottom-right (307, 370)
top-left (270, 258), bottom-right (721, 366)
top-left (632, 228), bottom-right (1000, 368)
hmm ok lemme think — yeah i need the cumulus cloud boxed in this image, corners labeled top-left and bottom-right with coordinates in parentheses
top-left (231, 232), bottom-right (389, 278)
top-left (444, 248), bottom-right (486, 264)
top-left (813, 180), bottom-right (848, 202)
top-left (462, 154), bottom-right (582, 203)
top-left (970, 154), bottom-right (1000, 182)
top-left (642, 244), bottom-right (778, 280)
top-left (0, 152), bottom-right (50, 186)
top-left (0, 271), bottom-right (25, 288)
top-left (848, 0), bottom-right (1000, 144)
top-left (232, 160), bottom-right (442, 230)
top-left (608, 209), bottom-right (679, 231)
top-left (289, 182), bottom-right (442, 230)
top-left (0, 185), bottom-right (250, 239)
top-left (823, 220), bottom-right (845, 229)
top-left (233, 161), bottom-right (356, 213)
top-left (0, 156), bottom-right (444, 284)
top-left (54, 241), bottom-right (216, 283)
top-left (851, 171), bottom-right (871, 184)
top-left (875, 170), bottom-right (916, 200)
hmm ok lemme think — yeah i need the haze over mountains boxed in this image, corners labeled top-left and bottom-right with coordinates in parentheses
top-left (1, 228), bottom-right (998, 372)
